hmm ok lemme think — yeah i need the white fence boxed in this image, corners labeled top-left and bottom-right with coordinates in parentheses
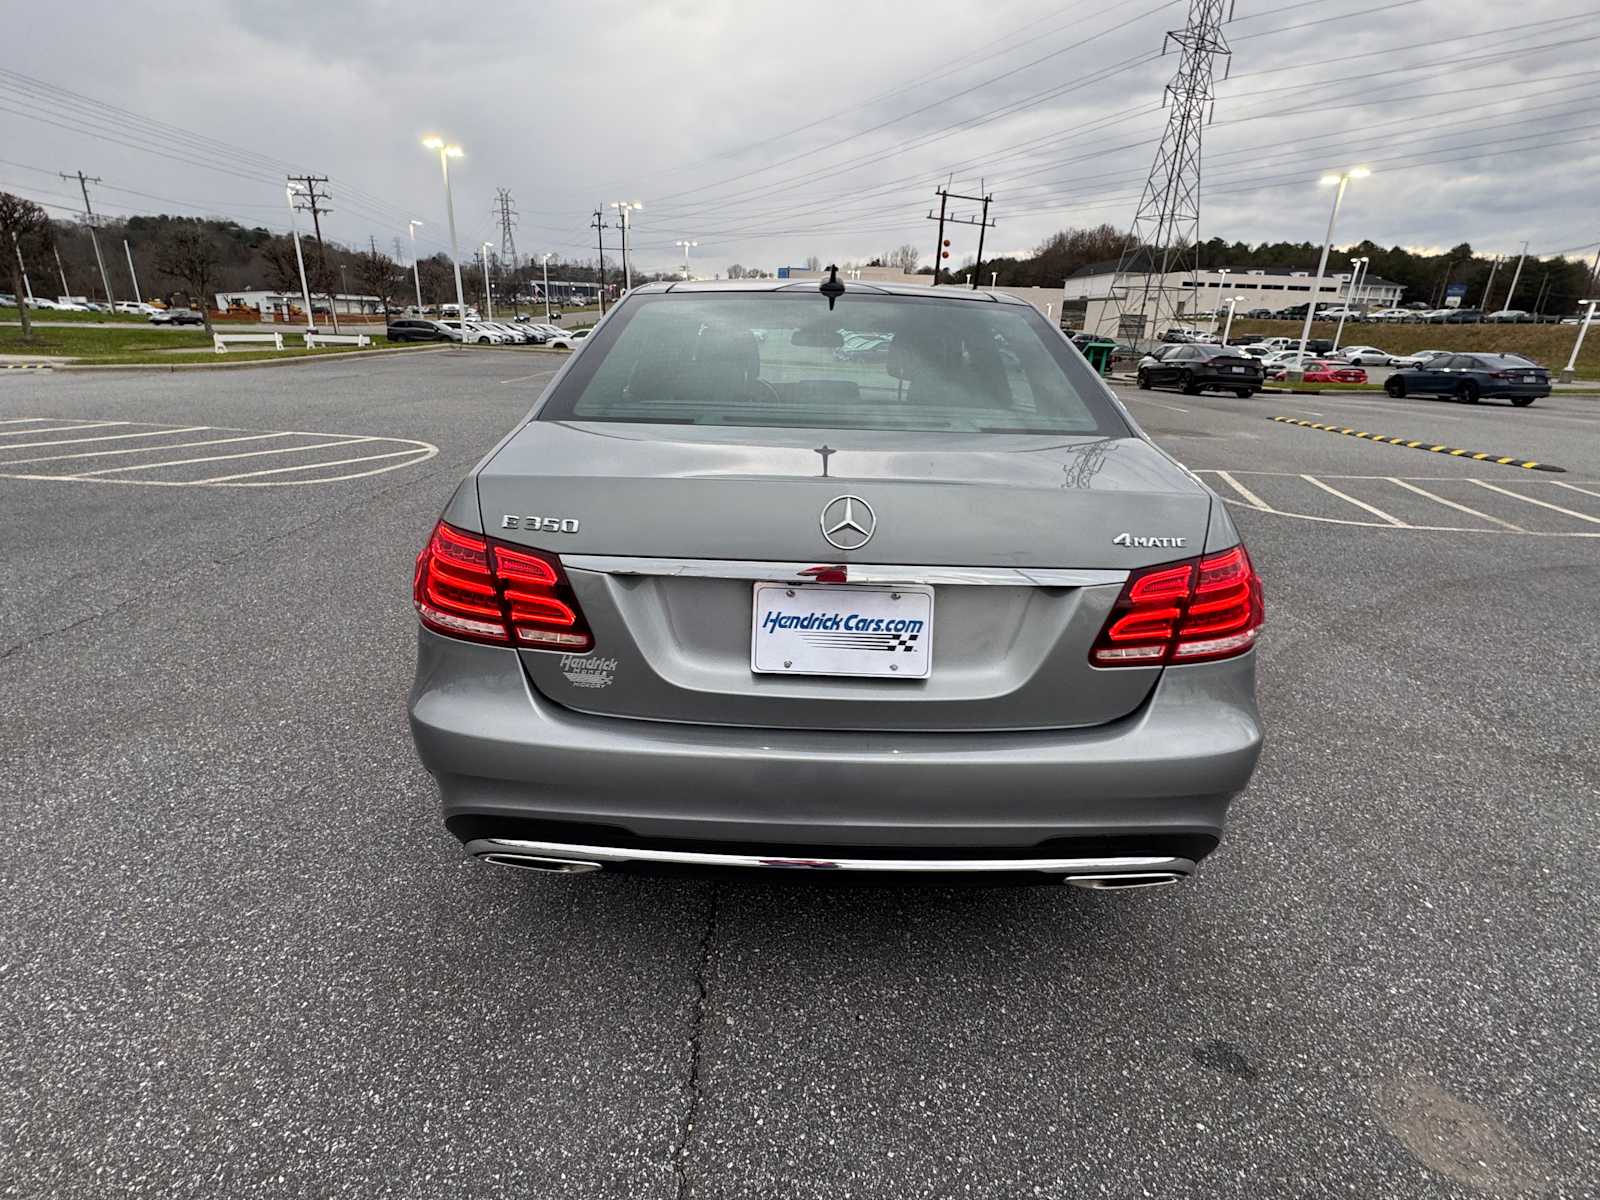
top-left (213, 332), bottom-right (285, 353)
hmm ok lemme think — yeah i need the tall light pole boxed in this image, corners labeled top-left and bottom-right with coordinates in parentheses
top-left (540, 252), bottom-right (552, 321)
top-left (1559, 299), bottom-right (1597, 383)
top-left (1332, 256), bottom-right (1367, 352)
top-left (284, 184), bottom-right (316, 331)
top-left (123, 239), bottom-right (141, 304)
top-left (422, 136), bottom-right (468, 326)
top-left (1211, 269), bottom-right (1230, 335)
top-left (1295, 167), bottom-right (1369, 377)
top-left (675, 239), bottom-right (698, 282)
top-left (407, 219), bottom-right (424, 311)
top-left (1480, 254), bottom-right (1502, 311)
top-left (610, 201), bottom-right (641, 291)
top-left (1220, 296), bottom-right (1242, 345)
top-left (480, 243), bottom-right (495, 320)
top-left (1501, 239), bottom-right (1530, 314)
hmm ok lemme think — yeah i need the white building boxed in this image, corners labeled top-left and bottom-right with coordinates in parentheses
top-left (1064, 261), bottom-right (1403, 337)
top-left (214, 289), bottom-right (385, 317)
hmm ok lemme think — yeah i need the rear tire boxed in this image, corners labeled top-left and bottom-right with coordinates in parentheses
top-left (1385, 377), bottom-right (1406, 397)
top-left (1235, 388), bottom-right (1253, 398)
top-left (1510, 395), bottom-right (1536, 407)
top-left (1180, 371), bottom-right (1201, 395)
top-left (1136, 369), bottom-right (1151, 389)
top-left (1456, 380), bottom-right (1479, 404)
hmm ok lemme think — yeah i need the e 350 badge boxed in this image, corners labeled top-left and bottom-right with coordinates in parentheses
top-left (502, 515), bottom-right (581, 533)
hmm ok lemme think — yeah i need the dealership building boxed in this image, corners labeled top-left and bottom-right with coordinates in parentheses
top-left (1062, 262), bottom-right (1404, 337)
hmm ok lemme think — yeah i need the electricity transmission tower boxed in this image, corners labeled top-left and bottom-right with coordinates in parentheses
top-left (494, 189), bottom-right (519, 265)
top-left (1106, 0), bottom-right (1232, 345)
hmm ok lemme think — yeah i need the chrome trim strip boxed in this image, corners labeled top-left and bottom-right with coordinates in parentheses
top-left (468, 838), bottom-right (1193, 878)
top-left (561, 555), bottom-right (1127, 588)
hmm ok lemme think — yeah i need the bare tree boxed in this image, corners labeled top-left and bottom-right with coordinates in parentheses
top-left (803, 254), bottom-right (821, 272)
top-left (154, 225), bottom-right (221, 332)
top-left (887, 244), bottom-right (920, 273)
top-left (260, 235), bottom-right (303, 294)
top-left (0, 192), bottom-right (53, 342)
top-left (354, 245), bottom-right (399, 317)
top-left (726, 264), bottom-right (746, 279)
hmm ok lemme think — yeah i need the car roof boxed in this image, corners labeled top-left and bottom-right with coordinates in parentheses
top-left (636, 278), bottom-right (1025, 305)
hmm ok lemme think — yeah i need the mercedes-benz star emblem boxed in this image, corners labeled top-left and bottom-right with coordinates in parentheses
top-left (820, 495), bottom-right (876, 551)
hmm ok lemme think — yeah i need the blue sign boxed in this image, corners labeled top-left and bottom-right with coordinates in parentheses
top-left (1445, 281), bottom-right (1468, 308)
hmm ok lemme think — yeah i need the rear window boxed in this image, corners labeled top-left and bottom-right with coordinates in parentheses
top-left (537, 291), bottom-right (1126, 435)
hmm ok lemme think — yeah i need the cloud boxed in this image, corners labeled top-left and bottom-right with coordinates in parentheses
top-left (3, 0), bottom-right (1596, 273)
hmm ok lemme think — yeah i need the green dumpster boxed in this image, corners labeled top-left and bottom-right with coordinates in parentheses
top-left (1079, 339), bottom-right (1117, 377)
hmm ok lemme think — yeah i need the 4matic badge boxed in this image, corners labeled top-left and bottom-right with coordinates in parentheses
top-left (1112, 532), bottom-right (1188, 548)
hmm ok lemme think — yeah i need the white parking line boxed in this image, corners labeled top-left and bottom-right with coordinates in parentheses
top-left (1121, 394), bottom-right (1190, 414)
top-left (0, 421), bottom-right (129, 437)
top-left (0, 432), bottom-right (296, 467)
top-left (1551, 480), bottom-right (1600, 501)
top-left (1213, 470), bottom-right (1272, 510)
top-left (71, 437), bottom-right (374, 477)
top-left (0, 425), bottom-right (211, 452)
top-left (499, 371), bottom-right (559, 384)
top-left (197, 447), bottom-right (433, 484)
top-left (1302, 474), bottom-right (1409, 526)
top-left (1468, 479), bottom-right (1600, 525)
top-left (1385, 477), bottom-right (1524, 532)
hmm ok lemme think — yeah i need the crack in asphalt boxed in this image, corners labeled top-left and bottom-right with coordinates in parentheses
top-left (672, 883), bottom-right (719, 1200)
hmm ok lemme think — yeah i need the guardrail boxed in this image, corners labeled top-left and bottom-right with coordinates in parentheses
top-left (213, 332), bottom-right (285, 353)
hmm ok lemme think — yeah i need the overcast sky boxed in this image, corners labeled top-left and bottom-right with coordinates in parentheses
top-left (5, 0), bottom-right (1598, 277)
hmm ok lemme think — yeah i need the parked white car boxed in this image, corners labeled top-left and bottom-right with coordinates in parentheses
top-left (1367, 308), bottom-right (1411, 322)
top-left (441, 320), bottom-right (506, 344)
top-left (1484, 309), bottom-right (1531, 323)
top-left (1337, 345), bottom-right (1392, 366)
top-left (114, 301), bottom-right (161, 315)
top-left (546, 328), bottom-right (593, 350)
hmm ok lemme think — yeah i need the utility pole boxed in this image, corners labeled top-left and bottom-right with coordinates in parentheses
top-left (407, 220), bottom-right (424, 312)
top-left (592, 210), bottom-right (609, 314)
top-left (287, 174), bottom-right (339, 332)
top-left (284, 184), bottom-right (316, 332)
top-left (53, 245), bottom-right (70, 299)
top-left (1532, 269), bottom-right (1551, 317)
top-left (925, 185), bottom-right (995, 289)
top-left (1106, 0), bottom-right (1233, 345)
top-left (1501, 240), bottom-right (1529, 313)
top-left (123, 239), bottom-right (141, 304)
top-left (61, 170), bottom-right (115, 304)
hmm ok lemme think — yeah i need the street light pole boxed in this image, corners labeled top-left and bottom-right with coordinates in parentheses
top-left (1332, 256), bottom-right (1366, 352)
top-left (123, 239), bottom-right (141, 304)
top-left (675, 239), bottom-right (698, 281)
top-left (423, 137), bottom-right (468, 328)
top-left (611, 202), bottom-right (641, 291)
top-left (408, 220), bottom-right (424, 311)
top-left (1295, 167), bottom-right (1368, 377)
top-left (480, 244), bottom-right (492, 321)
top-left (1559, 299), bottom-right (1597, 383)
top-left (1212, 268), bottom-right (1230, 335)
top-left (1501, 239), bottom-right (1530, 313)
top-left (284, 184), bottom-right (316, 332)
top-left (1221, 296), bottom-right (1240, 345)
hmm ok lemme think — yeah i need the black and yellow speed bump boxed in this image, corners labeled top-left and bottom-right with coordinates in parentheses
top-left (1268, 417), bottom-right (1564, 472)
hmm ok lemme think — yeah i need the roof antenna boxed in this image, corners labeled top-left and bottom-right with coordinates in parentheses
top-left (819, 263), bottom-right (845, 310)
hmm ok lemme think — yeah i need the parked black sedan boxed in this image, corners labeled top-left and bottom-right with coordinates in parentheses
top-left (1136, 343), bottom-right (1264, 396)
top-left (1383, 353), bottom-right (1551, 406)
top-left (386, 317), bottom-right (455, 343)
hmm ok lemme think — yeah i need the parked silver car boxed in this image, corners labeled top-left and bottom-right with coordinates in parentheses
top-left (409, 280), bottom-right (1264, 887)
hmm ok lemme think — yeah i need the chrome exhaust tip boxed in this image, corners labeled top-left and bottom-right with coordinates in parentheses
top-left (1064, 872), bottom-right (1185, 890)
top-left (478, 852), bottom-right (603, 875)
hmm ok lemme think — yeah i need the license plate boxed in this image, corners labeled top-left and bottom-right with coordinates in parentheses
top-left (1523, 375), bottom-right (1539, 383)
top-left (1230, 366), bottom-right (1246, 373)
top-left (751, 583), bottom-right (933, 679)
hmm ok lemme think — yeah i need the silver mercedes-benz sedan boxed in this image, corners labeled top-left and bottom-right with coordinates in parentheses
top-left (409, 277), bottom-right (1264, 889)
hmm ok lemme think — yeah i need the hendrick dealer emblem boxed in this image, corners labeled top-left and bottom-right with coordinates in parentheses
top-left (820, 495), bottom-right (876, 551)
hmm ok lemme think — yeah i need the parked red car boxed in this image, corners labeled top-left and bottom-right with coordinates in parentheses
top-left (1267, 359), bottom-right (1367, 383)
top-left (1303, 360), bottom-right (1367, 384)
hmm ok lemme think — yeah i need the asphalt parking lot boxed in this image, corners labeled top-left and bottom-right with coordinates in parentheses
top-left (4, 353), bottom-right (1597, 1199)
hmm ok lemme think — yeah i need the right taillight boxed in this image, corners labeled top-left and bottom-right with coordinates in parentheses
top-left (1090, 545), bottom-right (1263, 667)
top-left (413, 521), bottom-right (594, 652)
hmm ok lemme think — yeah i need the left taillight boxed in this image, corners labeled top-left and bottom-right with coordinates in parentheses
top-left (413, 521), bottom-right (594, 651)
top-left (1090, 544), bottom-right (1264, 668)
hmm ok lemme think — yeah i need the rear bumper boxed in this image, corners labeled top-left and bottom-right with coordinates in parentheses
top-left (408, 629), bottom-right (1263, 873)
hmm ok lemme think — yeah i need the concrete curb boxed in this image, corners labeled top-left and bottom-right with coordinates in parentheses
top-left (50, 344), bottom-right (458, 373)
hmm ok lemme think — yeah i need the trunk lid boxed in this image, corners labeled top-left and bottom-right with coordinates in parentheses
top-left (477, 422), bottom-right (1212, 732)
